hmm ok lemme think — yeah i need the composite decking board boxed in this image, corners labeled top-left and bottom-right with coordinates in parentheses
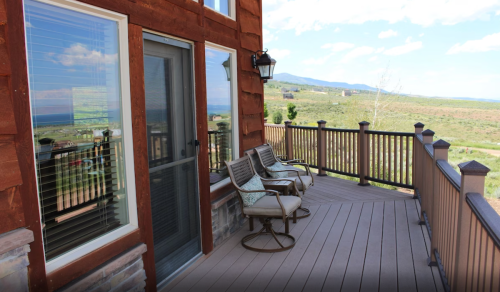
top-left (321, 203), bottom-right (364, 292)
top-left (395, 200), bottom-right (418, 292)
top-left (163, 177), bottom-right (439, 292)
top-left (419, 211), bottom-right (445, 292)
top-left (405, 200), bottom-right (438, 292)
top-left (340, 202), bottom-right (375, 292)
top-left (206, 219), bottom-right (290, 292)
top-left (247, 205), bottom-right (331, 292)
top-left (379, 201), bottom-right (398, 292)
top-left (281, 204), bottom-right (343, 292)
top-left (225, 205), bottom-right (322, 292)
top-left (359, 201), bottom-right (384, 292)
top-left (301, 203), bottom-right (353, 292)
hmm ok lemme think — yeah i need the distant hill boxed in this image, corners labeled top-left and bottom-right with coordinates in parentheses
top-left (272, 73), bottom-right (379, 91)
top-left (272, 73), bottom-right (500, 103)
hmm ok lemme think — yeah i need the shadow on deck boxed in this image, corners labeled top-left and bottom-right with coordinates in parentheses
top-left (163, 176), bottom-right (444, 292)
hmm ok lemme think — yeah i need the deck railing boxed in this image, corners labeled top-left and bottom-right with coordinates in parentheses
top-left (265, 120), bottom-right (500, 292)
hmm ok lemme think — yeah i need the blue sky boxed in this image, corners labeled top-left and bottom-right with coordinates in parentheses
top-left (263, 0), bottom-right (500, 100)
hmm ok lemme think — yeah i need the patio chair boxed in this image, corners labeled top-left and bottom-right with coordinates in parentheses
top-left (225, 156), bottom-right (301, 252)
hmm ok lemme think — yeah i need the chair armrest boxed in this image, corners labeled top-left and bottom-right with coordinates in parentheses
top-left (238, 188), bottom-right (287, 220)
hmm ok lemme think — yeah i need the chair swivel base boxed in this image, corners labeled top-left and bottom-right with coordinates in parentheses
top-left (295, 206), bottom-right (311, 219)
top-left (242, 218), bottom-right (296, 253)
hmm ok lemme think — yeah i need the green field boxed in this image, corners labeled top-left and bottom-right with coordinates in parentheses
top-left (265, 81), bottom-right (500, 199)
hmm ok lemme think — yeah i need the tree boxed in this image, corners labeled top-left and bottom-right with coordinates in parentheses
top-left (272, 111), bottom-right (283, 124)
top-left (287, 103), bottom-right (298, 121)
top-left (264, 102), bottom-right (269, 118)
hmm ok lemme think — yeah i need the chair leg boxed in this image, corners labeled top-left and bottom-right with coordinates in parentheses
top-left (249, 217), bottom-right (254, 231)
top-left (285, 217), bottom-right (290, 234)
top-left (293, 210), bottom-right (297, 223)
top-left (241, 218), bottom-right (296, 253)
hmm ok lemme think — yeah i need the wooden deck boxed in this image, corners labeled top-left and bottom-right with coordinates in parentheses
top-left (162, 176), bottom-right (445, 292)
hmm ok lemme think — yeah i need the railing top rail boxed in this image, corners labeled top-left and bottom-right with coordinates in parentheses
top-left (424, 144), bottom-right (434, 157)
top-left (288, 125), bottom-right (316, 130)
top-left (264, 124), bottom-right (285, 128)
top-left (467, 192), bottom-right (500, 249)
top-left (322, 128), bottom-right (360, 133)
top-left (415, 133), bottom-right (423, 143)
top-left (364, 130), bottom-right (415, 137)
top-left (436, 159), bottom-right (461, 191)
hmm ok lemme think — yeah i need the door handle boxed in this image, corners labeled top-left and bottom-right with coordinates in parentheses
top-left (195, 140), bottom-right (200, 156)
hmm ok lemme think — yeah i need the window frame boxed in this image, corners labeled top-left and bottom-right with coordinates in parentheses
top-left (22, 0), bottom-right (139, 274)
top-left (205, 42), bottom-right (239, 192)
top-left (194, 0), bottom-right (236, 20)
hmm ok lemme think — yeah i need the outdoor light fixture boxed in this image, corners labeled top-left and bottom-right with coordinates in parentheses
top-left (252, 49), bottom-right (276, 80)
top-left (222, 57), bottom-right (231, 81)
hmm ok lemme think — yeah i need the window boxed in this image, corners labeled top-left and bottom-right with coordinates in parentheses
top-left (205, 44), bottom-right (238, 187)
top-left (204, 0), bottom-right (235, 19)
top-left (24, 0), bottom-right (137, 271)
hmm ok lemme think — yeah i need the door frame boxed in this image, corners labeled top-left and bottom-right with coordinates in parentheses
top-left (142, 30), bottom-right (203, 289)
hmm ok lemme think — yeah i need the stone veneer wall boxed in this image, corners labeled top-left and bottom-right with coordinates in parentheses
top-left (0, 229), bottom-right (34, 292)
top-left (59, 244), bottom-right (147, 292)
top-left (211, 191), bottom-right (247, 247)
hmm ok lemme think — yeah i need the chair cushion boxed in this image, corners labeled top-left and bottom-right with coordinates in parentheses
top-left (283, 165), bottom-right (307, 176)
top-left (239, 174), bottom-right (267, 207)
top-left (243, 195), bottom-right (301, 217)
top-left (267, 162), bottom-right (288, 179)
top-left (285, 175), bottom-right (313, 191)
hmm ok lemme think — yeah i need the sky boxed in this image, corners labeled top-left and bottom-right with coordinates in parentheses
top-left (263, 0), bottom-right (500, 100)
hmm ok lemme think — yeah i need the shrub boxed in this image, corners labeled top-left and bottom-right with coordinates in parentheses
top-left (272, 111), bottom-right (283, 124)
top-left (264, 102), bottom-right (269, 118)
top-left (287, 103), bottom-right (298, 121)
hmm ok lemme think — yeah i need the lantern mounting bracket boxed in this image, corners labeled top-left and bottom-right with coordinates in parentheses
top-left (252, 49), bottom-right (268, 69)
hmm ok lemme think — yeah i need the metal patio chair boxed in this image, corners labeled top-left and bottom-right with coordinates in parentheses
top-left (225, 156), bottom-right (301, 252)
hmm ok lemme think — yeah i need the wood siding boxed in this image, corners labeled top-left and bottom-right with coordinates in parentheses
top-left (2, 0), bottom-right (264, 291)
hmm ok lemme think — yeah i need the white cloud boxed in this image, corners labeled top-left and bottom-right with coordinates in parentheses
top-left (302, 54), bottom-right (333, 65)
top-left (497, 10), bottom-right (500, 15)
top-left (25, 22), bottom-right (34, 28)
top-left (263, 29), bottom-right (276, 44)
top-left (406, 36), bottom-right (413, 43)
top-left (376, 47), bottom-right (385, 53)
top-left (334, 27), bottom-right (341, 33)
top-left (419, 33), bottom-right (425, 37)
top-left (321, 42), bottom-right (355, 52)
top-left (379, 29), bottom-right (398, 39)
top-left (384, 41), bottom-right (423, 55)
top-left (264, 0), bottom-right (500, 35)
top-left (53, 43), bottom-right (117, 67)
top-left (446, 32), bottom-right (500, 54)
top-left (369, 56), bottom-right (378, 62)
top-left (342, 46), bottom-right (375, 62)
top-left (268, 48), bottom-right (291, 59)
top-left (370, 68), bottom-right (386, 75)
top-left (314, 24), bottom-right (322, 31)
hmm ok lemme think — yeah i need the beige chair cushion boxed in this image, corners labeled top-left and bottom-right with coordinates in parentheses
top-left (243, 196), bottom-right (301, 217)
top-left (285, 175), bottom-right (313, 191)
top-left (284, 165), bottom-right (307, 176)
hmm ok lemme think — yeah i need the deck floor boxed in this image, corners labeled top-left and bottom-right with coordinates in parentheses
top-left (163, 176), bottom-right (444, 292)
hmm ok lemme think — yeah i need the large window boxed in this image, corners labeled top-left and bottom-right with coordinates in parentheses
top-left (205, 44), bottom-right (238, 187)
top-left (204, 0), bottom-right (235, 19)
top-left (24, 0), bottom-right (137, 271)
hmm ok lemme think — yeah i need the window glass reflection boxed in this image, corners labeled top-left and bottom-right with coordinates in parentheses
top-left (205, 0), bottom-right (230, 17)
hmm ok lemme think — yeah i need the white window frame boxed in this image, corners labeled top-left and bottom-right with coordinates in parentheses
top-left (205, 42), bottom-right (239, 192)
top-left (22, 0), bottom-right (139, 274)
top-left (194, 0), bottom-right (236, 21)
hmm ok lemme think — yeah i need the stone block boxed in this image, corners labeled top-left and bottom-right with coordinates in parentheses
top-left (59, 269), bottom-right (104, 292)
top-left (0, 245), bottom-right (29, 261)
top-left (0, 267), bottom-right (28, 292)
top-left (109, 269), bottom-right (146, 292)
top-left (129, 280), bottom-right (146, 292)
top-left (103, 244), bottom-right (147, 276)
top-left (218, 204), bottom-right (228, 226)
top-left (88, 281), bottom-right (111, 292)
top-left (0, 229), bottom-right (34, 255)
top-left (0, 253), bottom-right (29, 278)
top-left (110, 258), bottom-right (143, 288)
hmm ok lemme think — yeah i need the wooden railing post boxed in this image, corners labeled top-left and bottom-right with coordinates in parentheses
top-left (317, 120), bottom-right (327, 176)
top-left (284, 120), bottom-right (293, 161)
top-left (413, 122), bottom-right (424, 198)
top-left (358, 121), bottom-right (370, 186)
top-left (429, 139), bottom-right (450, 265)
top-left (453, 161), bottom-right (490, 291)
top-left (419, 129), bottom-right (434, 225)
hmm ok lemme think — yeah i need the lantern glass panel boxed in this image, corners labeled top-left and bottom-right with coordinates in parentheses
top-left (258, 65), bottom-right (270, 78)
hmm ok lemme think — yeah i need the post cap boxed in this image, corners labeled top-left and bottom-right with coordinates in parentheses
top-left (422, 129), bottom-right (435, 136)
top-left (432, 139), bottom-right (451, 149)
top-left (358, 121), bottom-right (370, 126)
top-left (284, 120), bottom-right (292, 125)
top-left (317, 120), bottom-right (327, 124)
top-left (458, 160), bottom-right (491, 176)
top-left (414, 122), bottom-right (425, 128)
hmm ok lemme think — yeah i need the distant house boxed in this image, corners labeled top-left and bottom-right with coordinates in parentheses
top-left (213, 115), bottom-right (222, 121)
top-left (281, 88), bottom-right (289, 93)
top-left (283, 93), bottom-right (294, 99)
top-left (312, 87), bottom-right (323, 92)
top-left (342, 90), bottom-right (352, 96)
top-left (290, 87), bottom-right (299, 92)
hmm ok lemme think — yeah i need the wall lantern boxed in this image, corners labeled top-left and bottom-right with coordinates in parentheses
top-left (252, 49), bottom-right (276, 81)
top-left (222, 57), bottom-right (231, 81)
